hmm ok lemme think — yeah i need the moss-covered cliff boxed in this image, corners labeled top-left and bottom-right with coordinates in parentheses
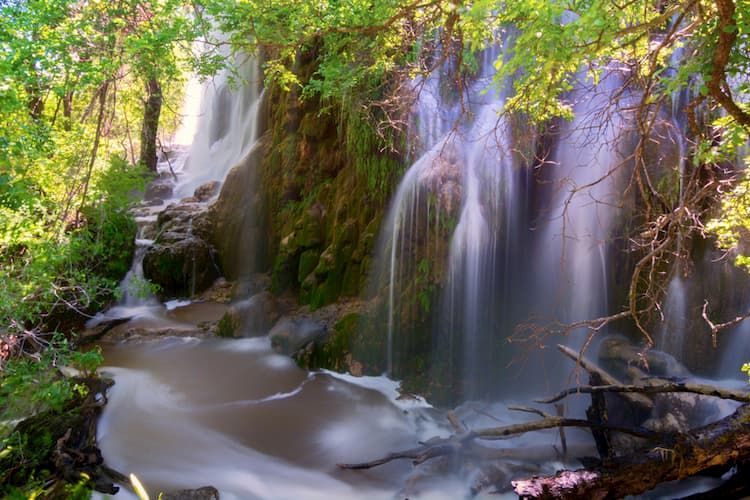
top-left (257, 51), bottom-right (405, 310)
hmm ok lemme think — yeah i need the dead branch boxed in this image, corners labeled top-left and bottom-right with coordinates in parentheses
top-left (337, 415), bottom-right (662, 471)
top-left (556, 344), bottom-right (653, 409)
top-left (702, 299), bottom-right (750, 348)
top-left (537, 381), bottom-right (750, 405)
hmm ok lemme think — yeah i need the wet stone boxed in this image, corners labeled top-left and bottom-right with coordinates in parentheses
top-left (162, 486), bottom-right (220, 500)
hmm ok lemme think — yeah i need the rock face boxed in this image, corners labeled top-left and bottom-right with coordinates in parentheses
top-left (268, 316), bottom-right (326, 355)
top-left (209, 141), bottom-right (269, 281)
top-left (142, 183), bottom-right (222, 298)
top-left (257, 73), bottom-right (402, 312)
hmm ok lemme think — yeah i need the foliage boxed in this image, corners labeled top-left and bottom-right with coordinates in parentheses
top-left (1, 335), bottom-right (102, 433)
top-left (0, 1), bottom-right (200, 490)
top-left (707, 162), bottom-right (750, 271)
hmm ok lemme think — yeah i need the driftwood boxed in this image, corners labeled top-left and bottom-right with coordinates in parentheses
top-left (338, 411), bottom-right (664, 470)
top-left (537, 381), bottom-right (750, 405)
top-left (512, 403), bottom-right (750, 499)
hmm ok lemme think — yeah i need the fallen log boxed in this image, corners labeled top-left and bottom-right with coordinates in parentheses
top-left (512, 403), bottom-right (750, 499)
top-left (536, 381), bottom-right (750, 405)
top-left (338, 413), bottom-right (663, 470)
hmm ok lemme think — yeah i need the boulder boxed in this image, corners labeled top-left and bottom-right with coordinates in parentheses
top-left (156, 203), bottom-right (212, 241)
top-left (222, 291), bottom-right (281, 337)
top-left (193, 180), bottom-right (221, 202)
top-left (269, 317), bottom-right (327, 355)
top-left (142, 236), bottom-right (220, 298)
top-left (597, 336), bottom-right (690, 381)
top-left (144, 180), bottom-right (173, 202)
top-left (209, 140), bottom-right (268, 280)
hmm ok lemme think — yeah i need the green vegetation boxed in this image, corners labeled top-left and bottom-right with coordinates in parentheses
top-left (0, 0), bottom-right (206, 494)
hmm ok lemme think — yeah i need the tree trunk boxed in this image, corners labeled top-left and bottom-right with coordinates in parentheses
top-left (139, 77), bottom-right (162, 171)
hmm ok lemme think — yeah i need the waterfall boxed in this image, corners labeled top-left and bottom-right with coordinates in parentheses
top-left (174, 54), bottom-right (263, 198)
top-left (532, 72), bottom-right (628, 332)
top-left (660, 275), bottom-right (688, 359)
top-left (373, 45), bottom-right (638, 400)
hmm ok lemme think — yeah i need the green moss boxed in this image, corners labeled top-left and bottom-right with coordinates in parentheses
top-left (309, 275), bottom-right (341, 310)
top-left (294, 312), bottom-right (359, 371)
top-left (216, 312), bottom-right (238, 338)
top-left (298, 249), bottom-right (321, 283)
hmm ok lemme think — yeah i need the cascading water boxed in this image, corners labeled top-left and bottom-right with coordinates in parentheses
top-left (96, 52), bottom-right (488, 499)
top-left (531, 72), bottom-right (629, 336)
top-left (174, 54), bottom-right (263, 198)
top-left (88, 52), bottom-right (263, 328)
top-left (441, 49), bottom-right (518, 399)
top-left (376, 47), bottom-right (633, 400)
top-left (660, 275), bottom-right (689, 359)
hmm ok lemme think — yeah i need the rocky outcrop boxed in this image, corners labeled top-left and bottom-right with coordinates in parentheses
top-left (142, 184), bottom-right (221, 298)
top-left (208, 141), bottom-right (269, 281)
top-left (256, 65), bottom-right (402, 311)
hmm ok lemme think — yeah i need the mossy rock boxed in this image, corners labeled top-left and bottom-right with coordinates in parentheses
top-left (294, 312), bottom-right (359, 371)
top-left (341, 263), bottom-right (361, 297)
top-left (298, 249), bottom-right (321, 283)
top-left (308, 275), bottom-right (342, 310)
top-left (142, 237), bottom-right (221, 298)
top-left (293, 203), bottom-right (324, 248)
top-left (271, 250), bottom-right (299, 293)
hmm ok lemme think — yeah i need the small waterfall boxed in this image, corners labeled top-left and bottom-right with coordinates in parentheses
top-left (174, 54), bottom-right (263, 198)
top-left (532, 73), bottom-right (629, 330)
top-left (373, 50), bottom-right (637, 400)
top-left (373, 43), bottom-right (534, 399)
top-left (374, 49), bottom-right (463, 378)
top-left (659, 275), bottom-right (689, 359)
top-left (90, 52), bottom-right (263, 324)
top-left (442, 63), bottom-right (516, 399)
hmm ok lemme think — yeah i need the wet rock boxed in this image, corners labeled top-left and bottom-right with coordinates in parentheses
top-left (598, 336), bottom-right (690, 381)
top-left (209, 141), bottom-right (268, 280)
top-left (269, 316), bottom-right (327, 355)
top-left (162, 486), bottom-right (220, 500)
top-left (144, 180), bottom-right (173, 202)
top-left (643, 391), bottom-right (733, 433)
top-left (193, 180), bottom-right (221, 202)
top-left (195, 277), bottom-right (235, 303)
top-left (142, 237), bottom-right (221, 298)
top-left (140, 220), bottom-right (158, 240)
top-left (232, 273), bottom-right (272, 299)
top-left (157, 203), bottom-right (212, 241)
top-left (222, 291), bottom-right (280, 337)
